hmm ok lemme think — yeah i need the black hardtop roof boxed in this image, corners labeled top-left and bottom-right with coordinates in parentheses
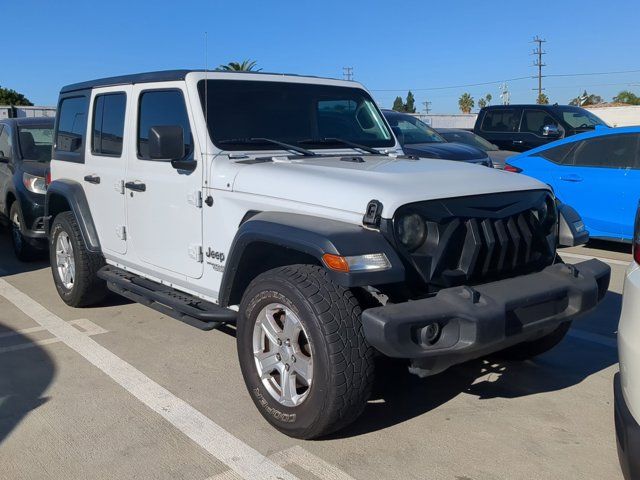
top-left (60, 69), bottom-right (344, 94)
top-left (0, 116), bottom-right (55, 127)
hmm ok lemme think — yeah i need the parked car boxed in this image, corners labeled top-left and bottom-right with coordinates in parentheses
top-left (382, 110), bottom-right (492, 167)
top-left (615, 203), bottom-right (640, 480)
top-left (474, 104), bottom-right (608, 152)
top-left (436, 128), bottom-right (517, 169)
top-left (46, 70), bottom-right (608, 439)
top-left (0, 117), bottom-right (54, 259)
top-left (505, 126), bottom-right (640, 241)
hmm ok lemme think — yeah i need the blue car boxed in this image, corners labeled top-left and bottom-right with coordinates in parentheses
top-left (506, 126), bottom-right (640, 242)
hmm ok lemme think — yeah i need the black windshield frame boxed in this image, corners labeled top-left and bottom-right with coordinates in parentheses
top-left (198, 80), bottom-right (395, 151)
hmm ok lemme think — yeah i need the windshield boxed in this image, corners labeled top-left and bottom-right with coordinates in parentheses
top-left (384, 113), bottom-right (446, 144)
top-left (198, 80), bottom-right (394, 151)
top-left (439, 130), bottom-right (498, 151)
top-left (557, 107), bottom-right (607, 129)
top-left (18, 125), bottom-right (53, 162)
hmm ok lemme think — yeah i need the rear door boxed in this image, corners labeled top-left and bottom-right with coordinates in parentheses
top-left (83, 87), bottom-right (130, 255)
top-left (518, 108), bottom-right (560, 151)
top-left (556, 133), bottom-right (639, 239)
top-left (477, 108), bottom-right (523, 150)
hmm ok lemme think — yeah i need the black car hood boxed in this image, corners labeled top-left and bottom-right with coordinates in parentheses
top-left (20, 160), bottom-right (48, 177)
top-left (402, 142), bottom-right (488, 161)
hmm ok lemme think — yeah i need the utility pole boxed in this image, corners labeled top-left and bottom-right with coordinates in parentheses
top-left (422, 100), bottom-right (431, 114)
top-left (342, 66), bottom-right (354, 81)
top-left (532, 36), bottom-right (546, 101)
top-left (499, 82), bottom-right (510, 105)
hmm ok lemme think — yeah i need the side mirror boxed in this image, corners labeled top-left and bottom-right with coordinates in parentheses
top-left (542, 125), bottom-right (561, 137)
top-left (148, 126), bottom-right (185, 161)
top-left (0, 151), bottom-right (8, 163)
top-left (557, 202), bottom-right (589, 247)
top-left (391, 126), bottom-right (405, 146)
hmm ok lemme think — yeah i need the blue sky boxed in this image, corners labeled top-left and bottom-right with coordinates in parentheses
top-left (3, 0), bottom-right (639, 113)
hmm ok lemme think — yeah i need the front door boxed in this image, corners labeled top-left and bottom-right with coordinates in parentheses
top-left (518, 109), bottom-right (560, 151)
top-left (83, 87), bottom-right (130, 255)
top-left (125, 84), bottom-right (203, 279)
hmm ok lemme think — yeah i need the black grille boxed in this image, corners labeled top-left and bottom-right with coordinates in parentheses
top-left (393, 190), bottom-right (557, 288)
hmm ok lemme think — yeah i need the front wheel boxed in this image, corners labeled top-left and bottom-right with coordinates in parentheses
top-left (237, 265), bottom-right (375, 439)
top-left (10, 202), bottom-right (37, 261)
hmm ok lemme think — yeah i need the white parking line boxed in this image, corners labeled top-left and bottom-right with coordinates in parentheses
top-left (560, 251), bottom-right (630, 267)
top-left (0, 277), bottom-right (298, 480)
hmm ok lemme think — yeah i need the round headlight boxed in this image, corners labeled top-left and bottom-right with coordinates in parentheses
top-left (397, 213), bottom-right (426, 251)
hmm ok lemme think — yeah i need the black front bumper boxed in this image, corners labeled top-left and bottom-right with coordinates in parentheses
top-left (615, 373), bottom-right (640, 480)
top-left (362, 259), bottom-right (610, 366)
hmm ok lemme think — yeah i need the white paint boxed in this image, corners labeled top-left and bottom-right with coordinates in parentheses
top-left (560, 251), bottom-right (631, 267)
top-left (618, 263), bottom-right (640, 422)
top-left (0, 277), bottom-right (297, 480)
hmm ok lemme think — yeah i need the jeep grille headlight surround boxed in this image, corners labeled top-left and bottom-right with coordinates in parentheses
top-left (396, 213), bottom-right (426, 251)
top-left (23, 173), bottom-right (47, 194)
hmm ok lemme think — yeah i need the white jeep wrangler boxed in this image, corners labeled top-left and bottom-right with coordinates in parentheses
top-left (46, 70), bottom-right (610, 439)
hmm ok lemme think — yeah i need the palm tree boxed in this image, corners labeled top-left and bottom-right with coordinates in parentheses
top-left (217, 60), bottom-right (261, 72)
top-left (537, 93), bottom-right (550, 105)
top-left (569, 90), bottom-right (602, 106)
top-left (458, 93), bottom-right (474, 114)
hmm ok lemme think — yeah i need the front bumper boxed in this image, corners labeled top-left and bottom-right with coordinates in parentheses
top-left (615, 373), bottom-right (640, 480)
top-left (362, 259), bottom-right (610, 366)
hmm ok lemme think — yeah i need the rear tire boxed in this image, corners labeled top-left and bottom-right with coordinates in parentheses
top-left (49, 211), bottom-right (107, 307)
top-left (10, 202), bottom-right (37, 261)
top-left (496, 321), bottom-right (572, 361)
top-left (237, 264), bottom-right (375, 439)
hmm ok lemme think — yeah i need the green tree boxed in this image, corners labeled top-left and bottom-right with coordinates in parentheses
top-left (458, 93), bottom-right (474, 114)
top-left (537, 93), bottom-right (550, 105)
top-left (217, 60), bottom-right (261, 72)
top-left (486, 93), bottom-right (492, 104)
top-left (478, 98), bottom-right (487, 109)
top-left (405, 91), bottom-right (416, 113)
top-left (0, 86), bottom-right (33, 106)
top-left (613, 90), bottom-right (640, 105)
top-left (392, 96), bottom-right (404, 112)
top-left (569, 90), bottom-right (602, 106)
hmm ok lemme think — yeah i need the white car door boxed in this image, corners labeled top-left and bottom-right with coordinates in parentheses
top-left (125, 83), bottom-right (203, 279)
top-left (83, 86), bottom-right (130, 256)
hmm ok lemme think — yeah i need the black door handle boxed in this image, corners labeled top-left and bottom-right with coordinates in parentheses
top-left (84, 174), bottom-right (101, 184)
top-left (124, 181), bottom-right (146, 192)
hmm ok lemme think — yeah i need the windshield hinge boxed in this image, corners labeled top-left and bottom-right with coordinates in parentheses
top-left (363, 200), bottom-right (383, 227)
top-left (188, 190), bottom-right (203, 208)
top-left (189, 244), bottom-right (203, 263)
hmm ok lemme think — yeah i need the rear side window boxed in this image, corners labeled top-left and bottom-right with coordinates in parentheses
top-left (571, 134), bottom-right (640, 168)
top-left (538, 142), bottom-right (575, 164)
top-left (137, 90), bottom-right (192, 160)
top-left (92, 93), bottom-right (126, 156)
top-left (521, 110), bottom-right (558, 135)
top-left (481, 109), bottom-right (520, 132)
top-left (55, 95), bottom-right (89, 162)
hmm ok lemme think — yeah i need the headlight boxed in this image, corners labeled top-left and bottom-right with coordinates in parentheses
top-left (23, 173), bottom-right (47, 194)
top-left (397, 213), bottom-right (426, 251)
top-left (534, 194), bottom-right (557, 230)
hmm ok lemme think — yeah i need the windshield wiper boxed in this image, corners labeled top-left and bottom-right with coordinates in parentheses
top-left (300, 137), bottom-right (386, 156)
top-left (218, 137), bottom-right (316, 157)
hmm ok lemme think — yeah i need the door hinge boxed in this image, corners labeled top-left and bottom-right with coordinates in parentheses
top-left (188, 190), bottom-right (203, 208)
top-left (189, 244), bottom-right (203, 263)
top-left (115, 180), bottom-right (125, 194)
top-left (116, 225), bottom-right (127, 240)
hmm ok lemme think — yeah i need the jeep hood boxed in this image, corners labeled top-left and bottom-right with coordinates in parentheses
top-left (230, 154), bottom-right (549, 218)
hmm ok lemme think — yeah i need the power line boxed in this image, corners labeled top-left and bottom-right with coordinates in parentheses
top-left (342, 66), bottom-right (354, 81)
top-left (422, 100), bottom-right (432, 113)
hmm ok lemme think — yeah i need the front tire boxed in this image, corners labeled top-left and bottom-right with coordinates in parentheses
top-left (10, 202), bottom-right (37, 261)
top-left (49, 211), bottom-right (107, 307)
top-left (237, 265), bottom-right (375, 439)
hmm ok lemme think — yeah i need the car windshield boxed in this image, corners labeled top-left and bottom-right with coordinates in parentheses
top-left (198, 80), bottom-right (394, 151)
top-left (557, 107), bottom-right (607, 129)
top-left (384, 113), bottom-right (446, 144)
top-left (439, 130), bottom-right (498, 151)
top-left (18, 125), bottom-right (54, 162)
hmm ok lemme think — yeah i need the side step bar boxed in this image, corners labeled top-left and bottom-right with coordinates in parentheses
top-left (98, 265), bottom-right (237, 331)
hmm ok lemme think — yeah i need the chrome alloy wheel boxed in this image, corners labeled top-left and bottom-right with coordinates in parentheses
top-left (252, 303), bottom-right (313, 407)
top-left (55, 231), bottom-right (75, 289)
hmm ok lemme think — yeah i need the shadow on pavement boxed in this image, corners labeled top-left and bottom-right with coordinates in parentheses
top-left (0, 324), bottom-right (56, 444)
top-left (330, 293), bottom-right (620, 439)
top-left (587, 239), bottom-right (632, 255)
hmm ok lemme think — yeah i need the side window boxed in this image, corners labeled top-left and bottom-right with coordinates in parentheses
top-left (92, 93), bottom-right (126, 156)
top-left (137, 90), bottom-right (192, 160)
top-left (0, 126), bottom-right (12, 160)
top-left (572, 134), bottom-right (640, 168)
top-left (55, 95), bottom-right (89, 162)
top-left (538, 142), bottom-right (575, 164)
top-left (521, 110), bottom-right (558, 135)
top-left (481, 109), bottom-right (520, 132)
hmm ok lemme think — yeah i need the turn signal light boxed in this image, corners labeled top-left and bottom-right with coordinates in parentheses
top-left (322, 253), bottom-right (392, 273)
top-left (504, 163), bottom-right (523, 173)
top-left (322, 254), bottom-right (350, 272)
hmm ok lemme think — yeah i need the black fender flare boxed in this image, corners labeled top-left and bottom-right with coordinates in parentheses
top-left (45, 179), bottom-right (101, 253)
top-left (218, 211), bottom-right (405, 307)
